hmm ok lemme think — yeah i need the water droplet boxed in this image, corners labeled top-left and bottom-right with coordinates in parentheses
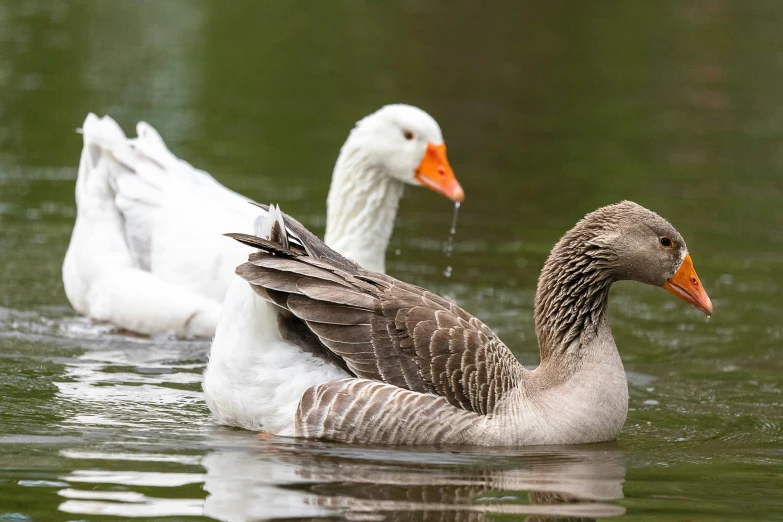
top-left (705, 315), bottom-right (711, 320)
top-left (443, 202), bottom-right (461, 272)
top-left (394, 249), bottom-right (401, 256)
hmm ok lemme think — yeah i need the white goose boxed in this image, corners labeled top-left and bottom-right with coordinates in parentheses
top-left (62, 105), bottom-right (464, 337)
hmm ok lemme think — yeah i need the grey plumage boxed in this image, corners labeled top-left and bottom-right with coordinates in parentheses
top-left (534, 201), bottom-right (686, 363)
top-left (229, 200), bottom-right (703, 445)
top-left (231, 208), bottom-right (524, 443)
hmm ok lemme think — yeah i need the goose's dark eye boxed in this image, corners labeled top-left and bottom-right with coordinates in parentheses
top-left (659, 236), bottom-right (673, 248)
top-left (403, 130), bottom-right (414, 140)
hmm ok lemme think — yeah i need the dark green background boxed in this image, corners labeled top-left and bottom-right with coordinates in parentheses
top-left (0, 1), bottom-right (781, 520)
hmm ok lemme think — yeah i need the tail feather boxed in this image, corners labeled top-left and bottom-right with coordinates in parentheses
top-left (133, 122), bottom-right (178, 167)
top-left (77, 114), bottom-right (233, 271)
top-left (76, 114), bottom-right (180, 207)
top-left (231, 203), bottom-right (360, 274)
top-left (76, 114), bottom-right (170, 271)
top-left (254, 204), bottom-right (289, 250)
top-left (79, 113), bottom-right (128, 151)
top-left (76, 114), bottom-right (131, 205)
top-left (225, 233), bottom-right (298, 258)
top-left (64, 115), bottom-right (136, 313)
top-left (64, 113), bottom-right (245, 334)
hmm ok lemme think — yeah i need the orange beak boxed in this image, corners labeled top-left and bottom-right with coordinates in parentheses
top-left (663, 254), bottom-right (713, 317)
top-left (414, 143), bottom-right (464, 202)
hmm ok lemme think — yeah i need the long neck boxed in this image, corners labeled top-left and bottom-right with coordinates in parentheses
top-left (533, 232), bottom-right (619, 368)
top-left (324, 147), bottom-right (404, 274)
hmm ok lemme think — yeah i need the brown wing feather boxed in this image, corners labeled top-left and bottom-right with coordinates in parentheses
top-left (296, 378), bottom-right (483, 444)
top-left (229, 207), bottom-right (524, 417)
top-left (235, 256), bottom-right (524, 416)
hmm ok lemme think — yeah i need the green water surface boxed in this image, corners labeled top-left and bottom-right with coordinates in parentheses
top-left (0, 1), bottom-right (781, 520)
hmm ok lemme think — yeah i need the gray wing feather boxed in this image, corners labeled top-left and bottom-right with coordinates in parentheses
top-left (296, 379), bottom-right (483, 445)
top-left (234, 256), bottom-right (524, 416)
top-left (229, 207), bottom-right (525, 426)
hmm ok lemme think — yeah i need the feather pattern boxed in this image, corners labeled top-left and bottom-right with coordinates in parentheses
top-left (233, 244), bottom-right (526, 419)
top-left (218, 201), bottom-right (701, 445)
top-left (296, 379), bottom-right (483, 444)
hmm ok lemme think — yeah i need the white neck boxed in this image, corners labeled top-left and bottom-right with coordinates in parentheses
top-left (323, 147), bottom-right (405, 274)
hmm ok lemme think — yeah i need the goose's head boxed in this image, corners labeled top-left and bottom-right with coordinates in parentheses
top-left (345, 104), bottom-right (464, 202)
top-left (573, 201), bottom-right (713, 316)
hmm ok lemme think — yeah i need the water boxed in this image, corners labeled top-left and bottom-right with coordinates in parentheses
top-left (443, 201), bottom-right (460, 278)
top-left (1, 1), bottom-right (782, 520)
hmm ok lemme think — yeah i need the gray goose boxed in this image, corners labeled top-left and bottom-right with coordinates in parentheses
top-left (218, 201), bottom-right (712, 445)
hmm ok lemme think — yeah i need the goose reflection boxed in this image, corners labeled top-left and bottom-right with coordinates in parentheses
top-left (202, 435), bottom-right (626, 521)
top-left (41, 325), bottom-right (625, 522)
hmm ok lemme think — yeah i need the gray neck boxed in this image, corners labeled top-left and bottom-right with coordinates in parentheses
top-left (519, 222), bottom-right (630, 443)
top-left (324, 148), bottom-right (405, 274)
top-left (533, 231), bottom-right (619, 367)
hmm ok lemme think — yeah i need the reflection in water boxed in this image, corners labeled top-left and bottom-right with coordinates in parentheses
top-left (202, 437), bottom-right (626, 521)
top-left (35, 319), bottom-right (625, 521)
top-left (54, 343), bottom-right (206, 429)
top-left (59, 490), bottom-right (204, 518)
top-left (2, 0), bottom-right (783, 519)
top-left (57, 452), bottom-right (207, 518)
top-left (47, 327), bottom-right (209, 518)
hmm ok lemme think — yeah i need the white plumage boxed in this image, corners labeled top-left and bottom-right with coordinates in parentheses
top-left (203, 204), bottom-right (350, 434)
top-left (62, 105), bottom-right (462, 338)
top-left (63, 114), bottom-right (251, 336)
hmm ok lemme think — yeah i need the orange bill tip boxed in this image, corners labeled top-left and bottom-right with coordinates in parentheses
top-left (663, 253), bottom-right (713, 317)
top-left (414, 143), bottom-right (464, 202)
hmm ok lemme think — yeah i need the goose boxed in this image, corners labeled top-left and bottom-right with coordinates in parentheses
top-left (62, 105), bottom-right (464, 337)
top-left (204, 201), bottom-right (712, 445)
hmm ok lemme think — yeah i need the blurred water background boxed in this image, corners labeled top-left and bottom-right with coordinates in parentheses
top-left (0, 1), bottom-right (781, 520)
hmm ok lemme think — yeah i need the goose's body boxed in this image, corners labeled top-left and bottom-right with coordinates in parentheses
top-left (205, 202), bottom-right (712, 445)
top-left (62, 105), bottom-right (463, 337)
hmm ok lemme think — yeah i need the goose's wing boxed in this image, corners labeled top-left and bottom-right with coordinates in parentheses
top-left (109, 120), bottom-right (258, 301)
top-left (296, 378), bottom-right (486, 444)
top-left (63, 114), bottom-right (258, 336)
top-left (231, 232), bottom-right (525, 418)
